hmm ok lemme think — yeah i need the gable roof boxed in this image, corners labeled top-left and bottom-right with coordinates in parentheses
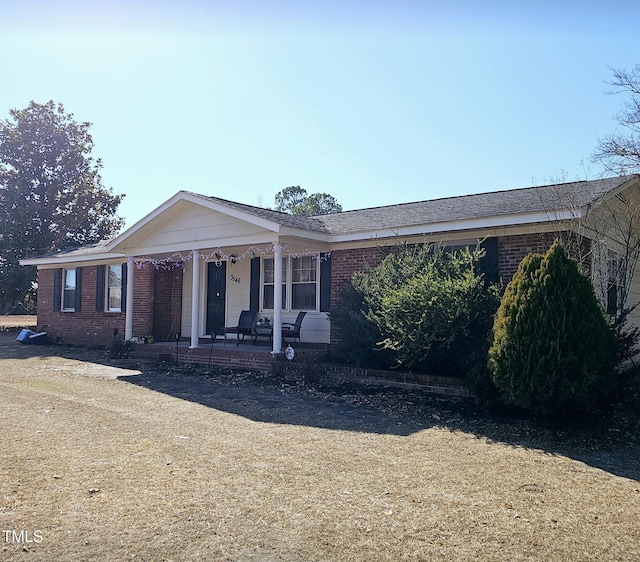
top-left (177, 175), bottom-right (639, 236)
top-left (315, 175), bottom-right (637, 235)
top-left (20, 174), bottom-right (639, 266)
top-left (184, 192), bottom-right (331, 233)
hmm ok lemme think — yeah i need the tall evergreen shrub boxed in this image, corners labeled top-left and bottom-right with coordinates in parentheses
top-left (488, 242), bottom-right (617, 415)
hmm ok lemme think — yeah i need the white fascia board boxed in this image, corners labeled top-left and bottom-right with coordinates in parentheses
top-left (106, 191), bottom-right (187, 251)
top-left (328, 210), bottom-right (581, 244)
top-left (107, 191), bottom-right (281, 252)
top-left (20, 251), bottom-right (126, 267)
top-left (278, 226), bottom-right (331, 243)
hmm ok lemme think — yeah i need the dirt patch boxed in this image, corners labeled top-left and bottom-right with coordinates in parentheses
top-left (1, 333), bottom-right (640, 561)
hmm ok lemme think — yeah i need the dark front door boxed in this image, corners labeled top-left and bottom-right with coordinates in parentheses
top-left (206, 261), bottom-right (227, 336)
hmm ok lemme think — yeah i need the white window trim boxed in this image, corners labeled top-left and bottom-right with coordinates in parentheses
top-left (261, 255), bottom-right (320, 312)
top-left (61, 268), bottom-right (76, 312)
top-left (105, 264), bottom-right (123, 313)
top-left (290, 255), bottom-right (319, 311)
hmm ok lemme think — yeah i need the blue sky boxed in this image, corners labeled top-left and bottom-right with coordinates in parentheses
top-left (2, 1), bottom-right (639, 229)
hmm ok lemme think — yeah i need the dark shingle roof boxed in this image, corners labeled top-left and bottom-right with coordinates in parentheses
top-left (188, 192), bottom-right (331, 232)
top-left (21, 175), bottom-right (638, 264)
top-left (191, 176), bottom-right (636, 236)
top-left (313, 175), bottom-right (636, 235)
top-left (23, 239), bottom-right (116, 261)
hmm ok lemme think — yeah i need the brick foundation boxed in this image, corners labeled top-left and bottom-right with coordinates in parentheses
top-left (324, 365), bottom-right (470, 396)
top-left (132, 343), bottom-right (323, 371)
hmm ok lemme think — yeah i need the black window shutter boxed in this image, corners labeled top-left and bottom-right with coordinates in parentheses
top-left (74, 267), bottom-right (82, 312)
top-left (320, 253), bottom-right (331, 312)
top-left (96, 265), bottom-right (105, 312)
top-left (478, 237), bottom-right (499, 284)
top-left (121, 262), bottom-right (128, 313)
top-left (250, 257), bottom-right (260, 311)
top-left (53, 269), bottom-right (61, 312)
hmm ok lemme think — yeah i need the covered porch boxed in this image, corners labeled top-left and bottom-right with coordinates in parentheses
top-left (109, 191), bottom-right (332, 356)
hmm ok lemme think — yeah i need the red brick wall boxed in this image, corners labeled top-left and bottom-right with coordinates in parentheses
top-left (36, 232), bottom-right (585, 348)
top-left (330, 246), bottom-right (389, 307)
top-left (496, 231), bottom-right (591, 283)
top-left (330, 232), bottom-right (587, 299)
top-left (497, 232), bottom-right (558, 283)
top-left (132, 263), bottom-right (154, 337)
top-left (152, 266), bottom-right (184, 341)
top-left (37, 263), bottom-right (157, 347)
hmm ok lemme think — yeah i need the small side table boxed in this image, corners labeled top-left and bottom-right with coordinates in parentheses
top-left (252, 325), bottom-right (273, 345)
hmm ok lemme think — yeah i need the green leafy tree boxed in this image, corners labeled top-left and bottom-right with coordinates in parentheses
top-left (488, 242), bottom-right (617, 415)
top-left (275, 185), bottom-right (342, 216)
top-left (0, 100), bottom-right (124, 310)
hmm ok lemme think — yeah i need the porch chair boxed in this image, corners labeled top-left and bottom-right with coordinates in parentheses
top-left (224, 310), bottom-right (258, 346)
top-left (281, 311), bottom-right (307, 345)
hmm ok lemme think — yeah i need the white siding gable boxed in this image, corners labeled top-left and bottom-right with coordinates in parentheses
top-left (114, 201), bottom-right (277, 255)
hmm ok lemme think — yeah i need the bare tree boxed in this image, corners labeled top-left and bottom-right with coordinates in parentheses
top-left (593, 65), bottom-right (640, 175)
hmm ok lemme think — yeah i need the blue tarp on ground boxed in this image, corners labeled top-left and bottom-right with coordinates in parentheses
top-left (16, 329), bottom-right (48, 345)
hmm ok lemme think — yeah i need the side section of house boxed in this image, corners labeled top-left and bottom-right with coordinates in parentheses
top-left (36, 263), bottom-right (182, 347)
top-left (580, 180), bottom-right (640, 330)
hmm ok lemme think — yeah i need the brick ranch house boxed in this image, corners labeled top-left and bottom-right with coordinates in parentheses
top-left (20, 175), bottom-right (640, 356)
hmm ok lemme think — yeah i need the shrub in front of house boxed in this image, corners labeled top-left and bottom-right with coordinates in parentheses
top-left (331, 243), bottom-right (501, 377)
top-left (329, 282), bottom-right (396, 370)
top-left (488, 241), bottom-right (617, 416)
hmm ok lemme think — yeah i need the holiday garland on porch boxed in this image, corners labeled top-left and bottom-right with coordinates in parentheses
top-left (133, 243), bottom-right (331, 269)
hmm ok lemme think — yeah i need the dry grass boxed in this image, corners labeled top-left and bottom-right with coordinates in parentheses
top-left (0, 315), bottom-right (37, 330)
top-left (1, 333), bottom-right (639, 561)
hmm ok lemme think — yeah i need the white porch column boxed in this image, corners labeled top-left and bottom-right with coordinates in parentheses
top-left (272, 243), bottom-right (283, 354)
top-left (190, 249), bottom-right (201, 348)
top-left (125, 256), bottom-right (135, 341)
